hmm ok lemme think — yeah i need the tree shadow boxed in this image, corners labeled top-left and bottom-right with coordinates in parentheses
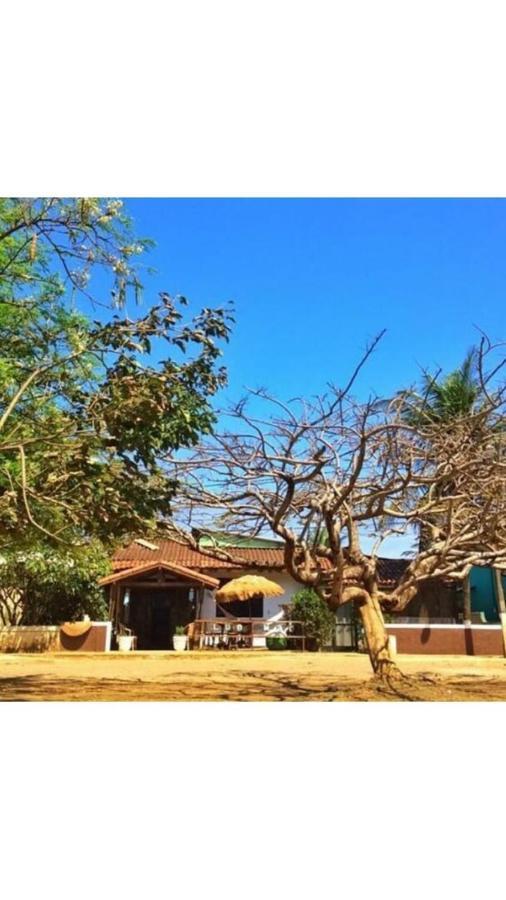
top-left (2, 670), bottom-right (506, 702)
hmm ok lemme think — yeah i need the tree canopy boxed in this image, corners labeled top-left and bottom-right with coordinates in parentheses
top-left (0, 540), bottom-right (110, 626)
top-left (0, 198), bottom-right (233, 548)
top-left (169, 335), bottom-right (506, 676)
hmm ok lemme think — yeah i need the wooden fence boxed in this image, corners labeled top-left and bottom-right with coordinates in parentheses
top-left (186, 618), bottom-right (306, 650)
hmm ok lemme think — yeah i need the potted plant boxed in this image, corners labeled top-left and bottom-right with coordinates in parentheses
top-left (172, 625), bottom-right (188, 651)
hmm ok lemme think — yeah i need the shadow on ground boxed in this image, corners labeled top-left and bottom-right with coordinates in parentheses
top-left (2, 672), bottom-right (506, 701)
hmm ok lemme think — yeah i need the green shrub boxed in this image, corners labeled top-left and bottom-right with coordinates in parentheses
top-left (174, 625), bottom-right (186, 635)
top-left (0, 541), bottom-right (110, 626)
top-left (266, 635), bottom-right (288, 651)
top-left (287, 588), bottom-right (335, 651)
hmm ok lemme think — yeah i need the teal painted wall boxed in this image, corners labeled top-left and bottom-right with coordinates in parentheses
top-left (470, 567), bottom-right (506, 622)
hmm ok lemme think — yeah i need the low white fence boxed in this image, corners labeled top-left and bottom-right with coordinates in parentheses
top-left (0, 622), bottom-right (112, 652)
top-left (0, 626), bottom-right (60, 653)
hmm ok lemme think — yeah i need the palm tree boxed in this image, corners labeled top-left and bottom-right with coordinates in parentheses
top-left (403, 349), bottom-right (480, 622)
top-left (406, 348), bottom-right (479, 426)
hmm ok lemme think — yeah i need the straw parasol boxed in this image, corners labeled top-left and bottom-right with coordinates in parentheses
top-left (216, 575), bottom-right (284, 618)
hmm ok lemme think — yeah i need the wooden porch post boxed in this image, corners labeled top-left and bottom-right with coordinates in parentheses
top-left (196, 588), bottom-right (203, 620)
top-left (109, 583), bottom-right (120, 628)
top-left (113, 584), bottom-right (123, 630)
top-left (108, 584), bottom-right (115, 621)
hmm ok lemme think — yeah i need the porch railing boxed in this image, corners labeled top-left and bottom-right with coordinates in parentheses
top-left (186, 618), bottom-right (306, 651)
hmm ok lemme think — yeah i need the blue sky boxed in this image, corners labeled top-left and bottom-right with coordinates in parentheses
top-left (108, 199), bottom-right (505, 556)
top-left (122, 198), bottom-right (505, 407)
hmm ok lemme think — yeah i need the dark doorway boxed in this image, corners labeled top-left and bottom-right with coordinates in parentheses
top-left (150, 594), bottom-right (172, 650)
top-left (128, 587), bottom-right (196, 650)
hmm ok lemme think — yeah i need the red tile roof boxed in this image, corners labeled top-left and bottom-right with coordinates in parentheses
top-left (113, 538), bottom-right (408, 586)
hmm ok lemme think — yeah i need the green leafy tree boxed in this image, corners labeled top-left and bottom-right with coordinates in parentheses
top-left (0, 198), bottom-right (233, 548)
top-left (0, 541), bottom-right (111, 626)
top-left (0, 197), bottom-right (149, 309)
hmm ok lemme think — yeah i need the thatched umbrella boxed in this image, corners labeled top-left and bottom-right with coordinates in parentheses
top-left (215, 575), bottom-right (284, 620)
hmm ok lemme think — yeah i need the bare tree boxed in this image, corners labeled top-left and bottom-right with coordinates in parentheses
top-left (167, 336), bottom-right (506, 678)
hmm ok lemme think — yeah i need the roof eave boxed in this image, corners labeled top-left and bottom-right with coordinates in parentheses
top-left (99, 561), bottom-right (219, 590)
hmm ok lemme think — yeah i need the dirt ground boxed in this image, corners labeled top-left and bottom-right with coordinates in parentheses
top-left (2, 650), bottom-right (506, 700)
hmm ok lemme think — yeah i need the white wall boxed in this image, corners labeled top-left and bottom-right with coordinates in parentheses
top-left (0, 625), bottom-right (60, 653)
top-left (200, 570), bottom-right (354, 621)
top-left (0, 622), bottom-right (112, 652)
top-left (262, 571), bottom-right (301, 619)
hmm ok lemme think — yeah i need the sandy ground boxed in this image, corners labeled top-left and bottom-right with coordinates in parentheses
top-left (2, 650), bottom-right (506, 700)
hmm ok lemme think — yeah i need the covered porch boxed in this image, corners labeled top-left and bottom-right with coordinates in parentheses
top-left (100, 563), bottom-right (307, 651)
top-left (100, 562), bottom-right (219, 650)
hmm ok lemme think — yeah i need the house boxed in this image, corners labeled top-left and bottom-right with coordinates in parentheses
top-left (391, 566), bottom-right (506, 624)
top-left (385, 565), bottom-right (506, 656)
top-left (101, 533), bottom-right (407, 650)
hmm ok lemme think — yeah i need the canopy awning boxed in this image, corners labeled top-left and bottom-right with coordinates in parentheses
top-left (99, 561), bottom-right (219, 589)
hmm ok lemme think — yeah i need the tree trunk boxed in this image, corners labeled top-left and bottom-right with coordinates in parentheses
top-left (463, 575), bottom-right (472, 624)
top-left (357, 592), bottom-right (399, 677)
top-left (0, 588), bottom-right (24, 626)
